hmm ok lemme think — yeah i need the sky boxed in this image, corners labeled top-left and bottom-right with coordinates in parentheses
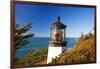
top-left (15, 4), bottom-right (95, 37)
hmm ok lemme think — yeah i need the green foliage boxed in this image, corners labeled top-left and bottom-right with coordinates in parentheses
top-left (51, 32), bottom-right (96, 64)
top-left (15, 22), bottom-right (34, 50)
top-left (14, 48), bottom-right (48, 67)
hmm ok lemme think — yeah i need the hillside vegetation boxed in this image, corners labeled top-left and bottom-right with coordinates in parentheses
top-left (14, 32), bottom-right (96, 67)
top-left (14, 48), bottom-right (48, 67)
top-left (51, 33), bottom-right (96, 64)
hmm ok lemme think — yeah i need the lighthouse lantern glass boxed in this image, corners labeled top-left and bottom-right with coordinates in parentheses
top-left (51, 28), bottom-right (65, 42)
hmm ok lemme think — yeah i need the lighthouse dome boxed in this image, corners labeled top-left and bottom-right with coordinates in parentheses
top-left (51, 16), bottom-right (66, 29)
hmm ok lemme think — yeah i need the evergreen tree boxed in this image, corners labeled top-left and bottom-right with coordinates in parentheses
top-left (15, 22), bottom-right (34, 50)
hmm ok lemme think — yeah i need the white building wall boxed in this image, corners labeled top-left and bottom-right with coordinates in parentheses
top-left (47, 46), bottom-right (66, 64)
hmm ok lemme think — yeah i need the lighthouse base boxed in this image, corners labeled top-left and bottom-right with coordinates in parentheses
top-left (47, 46), bottom-right (66, 64)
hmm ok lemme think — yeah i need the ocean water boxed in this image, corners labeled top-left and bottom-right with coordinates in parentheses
top-left (15, 37), bottom-right (77, 59)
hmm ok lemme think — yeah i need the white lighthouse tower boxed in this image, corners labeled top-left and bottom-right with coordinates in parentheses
top-left (47, 16), bottom-right (67, 64)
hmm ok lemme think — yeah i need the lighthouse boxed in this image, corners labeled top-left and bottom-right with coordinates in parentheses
top-left (47, 16), bottom-right (67, 64)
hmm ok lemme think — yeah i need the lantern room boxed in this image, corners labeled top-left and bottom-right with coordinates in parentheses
top-left (49, 16), bottom-right (67, 46)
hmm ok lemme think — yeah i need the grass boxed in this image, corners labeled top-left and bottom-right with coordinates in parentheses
top-left (50, 33), bottom-right (96, 64)
top-left (14, 48), bottom-right (48, 67)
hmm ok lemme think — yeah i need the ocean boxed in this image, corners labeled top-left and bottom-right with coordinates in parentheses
top-left (15, 37), bottom-right (78, 59)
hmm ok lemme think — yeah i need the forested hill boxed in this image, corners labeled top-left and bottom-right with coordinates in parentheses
top-left (51, 33), bottom-right (96, 64)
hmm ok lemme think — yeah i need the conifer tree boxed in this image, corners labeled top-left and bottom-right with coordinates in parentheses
top-left (15, 22), bottom-right (34, 50)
